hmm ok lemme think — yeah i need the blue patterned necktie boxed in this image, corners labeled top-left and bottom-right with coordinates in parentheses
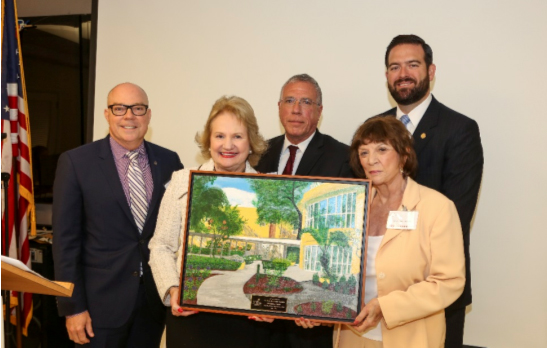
top-left (400, 114), bottom-right (411, 130)
top-left (127, 150), bottom-right (148, 232)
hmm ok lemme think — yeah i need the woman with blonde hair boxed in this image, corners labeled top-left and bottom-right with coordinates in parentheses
top-left (149, 96), bottom-right (269, 347)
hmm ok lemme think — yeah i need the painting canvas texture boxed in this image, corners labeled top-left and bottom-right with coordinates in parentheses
top-left (179, 172), bottom-right (370, 323)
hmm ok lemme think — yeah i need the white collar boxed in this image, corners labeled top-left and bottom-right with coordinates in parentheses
top-left (282, 131), bottom-right (316, 154)
top-left (197, 158), bottom-right (257, 174)
top-left (396, 93), bottom-right (433, 131)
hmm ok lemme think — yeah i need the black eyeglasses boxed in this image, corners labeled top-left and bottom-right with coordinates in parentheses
top-left (108, 104), bottom-right (149, 116)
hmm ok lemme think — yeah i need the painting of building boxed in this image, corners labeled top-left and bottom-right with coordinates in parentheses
top-left (180, 172), bottom-right (369, 323)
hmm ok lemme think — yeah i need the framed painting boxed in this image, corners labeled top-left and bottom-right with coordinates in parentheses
top-left (178, 171), bottom-right (371, 323)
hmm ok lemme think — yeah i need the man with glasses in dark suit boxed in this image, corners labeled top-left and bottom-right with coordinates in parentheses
top-left (256, 74), bottom-right (352, 348)
top-left (53, 83), bottom-right (183, 347)
top-left (256, 74), bottom-right (352, 179)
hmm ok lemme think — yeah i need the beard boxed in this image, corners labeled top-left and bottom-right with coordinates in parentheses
top-left (388, 74), bottom-right (430, 106)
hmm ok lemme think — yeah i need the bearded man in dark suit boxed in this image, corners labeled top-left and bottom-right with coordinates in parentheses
top-left (379, 35), bottom-right (484, 348)
top-left (53, 83), bottom-right (183, 347)
top-left (255, 74), bottom-right (352, 348)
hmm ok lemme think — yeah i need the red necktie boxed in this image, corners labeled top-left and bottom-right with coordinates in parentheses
top-left (282, 145), bottom-right (299, 175)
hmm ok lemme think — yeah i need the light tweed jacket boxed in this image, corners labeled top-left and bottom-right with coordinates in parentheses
top-left (149, 159), bottom-right (257, 305)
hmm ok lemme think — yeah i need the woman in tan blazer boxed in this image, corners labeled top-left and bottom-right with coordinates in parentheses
top-left (335, 116), bottom-right (465, 348)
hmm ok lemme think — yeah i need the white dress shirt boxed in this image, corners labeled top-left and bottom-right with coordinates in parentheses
top-left (396, 93), bottom-right (433, 134)
top-left (276, 131), bottom-right (316, 175)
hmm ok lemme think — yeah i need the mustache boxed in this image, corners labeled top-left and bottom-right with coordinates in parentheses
top-left (395, 77), bottom-right (417, 85)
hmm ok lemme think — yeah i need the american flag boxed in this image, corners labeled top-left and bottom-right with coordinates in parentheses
top-left (1, 0), bottom-right (36, 335)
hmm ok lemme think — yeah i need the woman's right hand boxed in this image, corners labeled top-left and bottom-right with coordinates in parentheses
top-left (169, 287), bottom-right (199, 317)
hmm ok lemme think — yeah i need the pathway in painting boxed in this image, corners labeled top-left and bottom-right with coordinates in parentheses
top-left (197, 260), bottom-right (260, 307)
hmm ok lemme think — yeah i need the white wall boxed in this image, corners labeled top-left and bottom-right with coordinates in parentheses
top-left (94, 1), bottom-right (547, 347)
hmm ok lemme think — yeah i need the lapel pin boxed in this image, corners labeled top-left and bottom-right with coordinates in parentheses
top-left (420, 133), bottom-right (426, 139)
top-left (154, 161), bottom-right (158, 165)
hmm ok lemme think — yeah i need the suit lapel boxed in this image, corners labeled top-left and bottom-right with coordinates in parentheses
top-left (144, 141), bottom-right (162, 235)
top-left (295, 131), bottom-right (323, 176)
top-left (412, 96), bottom-right (440, 156)
top-left (97, 137), bottom-right (138, 230)
top-left (263, 136), bottom-right (284, 173)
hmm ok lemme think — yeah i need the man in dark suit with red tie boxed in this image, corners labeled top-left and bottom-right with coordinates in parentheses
top-left (53, 83), bottom-right (183, 347)
top-left (378, 35), bottom-right (484, 347)
top-left (256, 74), bottom-right (352, 348)
top-left (256, 74), bottom-right (353, 179)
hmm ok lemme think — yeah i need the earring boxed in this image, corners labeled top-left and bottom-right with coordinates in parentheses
top-left (249, 150), bottom-right (253, 154)
top-left (400, 168), bottom-right (404, 173)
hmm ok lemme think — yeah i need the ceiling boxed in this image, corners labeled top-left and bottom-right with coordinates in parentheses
top-left (17, 0), bottom-right (91, 17)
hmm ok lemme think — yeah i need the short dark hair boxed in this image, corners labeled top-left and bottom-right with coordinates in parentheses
top-left (385, 34), bottom-right (433, 68)
top-left (350, 116), bottom-right (417, 179)
top-left (280, 74), bottom-right (322, 105)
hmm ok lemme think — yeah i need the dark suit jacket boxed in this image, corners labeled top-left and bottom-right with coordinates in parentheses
top-left (255, 131), bottom-right (353, 178)
top-left (255, 130), bottom-right (351, 348)
top-left (52, 136), bottom-right (183, 328)
top-left (381, 95), bottom-right (483, 310)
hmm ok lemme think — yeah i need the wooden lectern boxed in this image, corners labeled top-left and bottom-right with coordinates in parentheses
top-left (1, 260), bottom-right (73, 348)
top-left (1, 261), bottom-right (73, 297)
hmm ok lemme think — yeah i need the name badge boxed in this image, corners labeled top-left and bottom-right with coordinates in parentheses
top-left (387, 211), bottom-right (418, 230)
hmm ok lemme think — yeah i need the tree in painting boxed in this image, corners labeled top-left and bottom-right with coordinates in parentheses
top-left (189, 175), bottom-right (225, 232)
top-left (303, 211), bottom-right (350, 281)
top-left (189, 175), bottom-right (245, 257)
top-left (250, 179), bottom-right (309, 239)
top-left (206, 205), bottom-right (245, 257)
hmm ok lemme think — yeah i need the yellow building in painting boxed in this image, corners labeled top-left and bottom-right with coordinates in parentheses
top-left (297, 183), bottom-right (367, 276)
top-left (236, 206), bottom-right (296, 239)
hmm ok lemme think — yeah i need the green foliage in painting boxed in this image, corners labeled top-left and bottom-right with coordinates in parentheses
top-left (336, 302), bottom-right (343, 312)
top-left (207, 205), bottom-right (246, 257)
top-left (186, 255), bottom-right (241, 271)
top-left (286, 246), bottom-right (300, 263)
top-left (347, 274), bottom-right (357, 290)
top-left (250, 178), bottom-right (309, 239)
top-left (302, 208), bottom-right (350, 281)
top-left (322, 300), bottom-right (334, 314)
top-left (189, 175), bottom-right (225, 232)
top-left (189, 175), bottom-right (246, 258)
top-left (262, 258), bottom-right (292, 278)
top-left (312, 272), bottom-right (320, 285)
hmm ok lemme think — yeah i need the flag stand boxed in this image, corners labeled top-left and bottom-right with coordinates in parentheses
top-left (1, 170), bottom-right (17, 348)
top-left (2, 0), bottom-right (37, 345)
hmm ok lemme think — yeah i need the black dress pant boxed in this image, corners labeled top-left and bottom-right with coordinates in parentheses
top-left (76, 282), bottom-right (164, 348)
top-left (269, 319), bottom-right (333, 348)
top-left (444, 307), bottom-right (466, 348)
top-left (166, 310), bottom-right (271, 348)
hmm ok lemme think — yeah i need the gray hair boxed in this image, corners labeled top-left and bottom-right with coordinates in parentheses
top-left (280, 74), bottom-right (322, 106)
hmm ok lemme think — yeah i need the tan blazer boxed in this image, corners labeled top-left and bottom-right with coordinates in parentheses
top-left (374, 178), bottom-right (465, 347)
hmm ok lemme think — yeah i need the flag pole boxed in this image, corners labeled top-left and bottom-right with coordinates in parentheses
top-left (1, 172), bottom-right (14, 348)
top-left (13, 1), bottom-right (35, 342)
top-left (1, 0), bottom-right (15, 344)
